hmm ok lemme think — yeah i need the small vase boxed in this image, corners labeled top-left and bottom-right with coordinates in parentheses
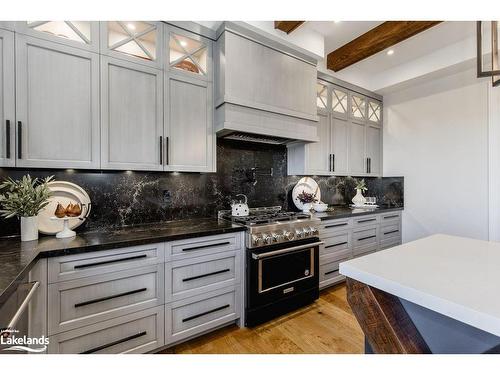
top-left (20, 216), bottom-right (38, 242)
top-left (302, 203), bottom-right (313, 213)
top-left (352, 189), bottom-right (366, 207)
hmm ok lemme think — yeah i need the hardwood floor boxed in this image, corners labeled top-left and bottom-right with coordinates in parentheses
top-left (162, 283), bottom-right (364, 354)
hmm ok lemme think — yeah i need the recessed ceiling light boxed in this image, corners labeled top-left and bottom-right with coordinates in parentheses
top-left (180, 40), bottom-right (188, 47)
top-left (387, 49), bottom-right (394, 56)
top-left (127, 23), bottom-right (136, 30)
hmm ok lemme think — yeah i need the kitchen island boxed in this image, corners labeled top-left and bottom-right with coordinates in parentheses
top-left (340, 234), bottom-right (500, 354)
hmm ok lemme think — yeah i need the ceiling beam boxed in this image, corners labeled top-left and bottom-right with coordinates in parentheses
top-left (327, 21), bottom-right (442, 72)
top-left (274, 21), bottom-right (305, 34)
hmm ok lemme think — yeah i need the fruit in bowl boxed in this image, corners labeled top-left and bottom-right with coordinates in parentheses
top-left (313, 202), bottom-right (328, 212)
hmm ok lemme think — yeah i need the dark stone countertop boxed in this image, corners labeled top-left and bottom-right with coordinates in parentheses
top-left (0, 218), bottom-right (245, 303)
top-left (312, 205), bottom-right (404, 221)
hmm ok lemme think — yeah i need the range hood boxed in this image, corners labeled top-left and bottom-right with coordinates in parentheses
top-left (214, 22), bottom-right (320, 144)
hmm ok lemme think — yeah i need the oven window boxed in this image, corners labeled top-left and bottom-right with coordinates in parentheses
top-left (259, 248), bottom-right (314, 293)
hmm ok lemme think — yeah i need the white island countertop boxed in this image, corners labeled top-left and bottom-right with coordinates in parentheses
top-left (339, 234), bottom-right (500, 337)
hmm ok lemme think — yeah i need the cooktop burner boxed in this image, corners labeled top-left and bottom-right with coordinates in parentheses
top-left (223, 211), bottom-right (312, 225)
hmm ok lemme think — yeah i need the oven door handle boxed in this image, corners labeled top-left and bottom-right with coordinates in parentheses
top-left (252, 241), bottom-right (324, 260)
top-left (3, 281), bottom-right (40, 335)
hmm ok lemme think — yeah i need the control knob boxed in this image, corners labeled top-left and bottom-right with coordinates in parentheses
top-left (262, 233), bottom-right (272, 245)
top-left (295, 228), bottom-right (304, 239)
top-left (283, 231), bottom-right (295, 241)
top-left (303, 227), bottom-right (312, 237)
top-left (251, 234), bottom-right (263, 247)
top-left (310, 226), bottom-right (319, 236)
top-left (271, 232), bottom-right (282, 243)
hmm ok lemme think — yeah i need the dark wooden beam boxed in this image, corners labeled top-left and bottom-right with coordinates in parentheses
top-left (346, 278), bottom-right (431, 354)
top-left (274, 21), bottom-right (305, 34)
top-left (327, 21), bottom-right (442, 71)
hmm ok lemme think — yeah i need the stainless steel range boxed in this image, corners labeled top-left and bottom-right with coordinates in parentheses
top-left (219, 206), bottom-right (322, 326)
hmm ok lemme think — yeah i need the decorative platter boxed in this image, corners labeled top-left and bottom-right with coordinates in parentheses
top-left (292, 177), bottom-right (321, 210)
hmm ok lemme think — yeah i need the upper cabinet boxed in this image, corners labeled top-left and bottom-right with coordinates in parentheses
top-left (15, 21), bottom-right (99, 52)
top-left (168, 29), bottom-right (211, 81)
top-left (100, 21), bottom-right (163, 68)
top-left (0, 29), bottom-right (15, 167)
top-left (15, 35), bottom-right (100, 169)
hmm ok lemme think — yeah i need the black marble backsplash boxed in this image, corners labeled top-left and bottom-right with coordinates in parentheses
top-left (0, 139), bottom-right (403, 237)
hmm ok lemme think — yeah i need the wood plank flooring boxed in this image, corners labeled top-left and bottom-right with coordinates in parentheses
top-left (161, 283), bottom-right (364, 354)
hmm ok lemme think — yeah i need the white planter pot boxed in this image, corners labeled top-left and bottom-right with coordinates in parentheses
top-left (21, 216), bottom-right (39, 242)
top-left (352, 189), bottom-right (366, 207)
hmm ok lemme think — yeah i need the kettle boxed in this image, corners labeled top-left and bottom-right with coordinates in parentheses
top-left (231, 194), bottom-right (249, 217)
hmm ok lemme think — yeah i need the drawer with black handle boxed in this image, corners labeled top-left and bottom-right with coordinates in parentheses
top-left (320, 218), bottom-right (352, 236)
top-left (165, 251), bottom-right (240, 302)
top-left (167, 233), bottom-right (242, 261)
top-left (165, 286), bottom-right (239, 345)
top-left (48, 264), bottom-right (164, 335)
top-left (48, 242), bottom-right (165, 283)
top-left (48, 306), bottom-right (164, 354)
top-left (353, 215), bottom-right (379, 228)
top-left (353, 225), bottom-right (379, 256)
top-left (380, 211), bottom-right (401, 225)
top-left (320, 231), bottom-right (351, 259)
top-left (380, 222), bottom-right (401, 242)
top-left (319, 258), bottom-right (347, 289)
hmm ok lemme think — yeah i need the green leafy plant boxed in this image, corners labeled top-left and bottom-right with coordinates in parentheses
top-left (0, 175), bottom-right (54, 219)
top-left (355, 179), bottom-right (368, 192)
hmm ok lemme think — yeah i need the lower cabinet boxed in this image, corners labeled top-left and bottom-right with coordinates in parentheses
top-left (43, 232), bottom-right (244, 354)
top-left (319, 211), bottom-right (402, 290)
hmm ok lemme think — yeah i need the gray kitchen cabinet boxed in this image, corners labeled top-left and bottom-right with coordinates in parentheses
top-left (100, 56), bottom-right (164, 171)
top-left (330, 117), bottom-right (349, 174)
top-left (0, 29), bottom-right (15, 167)
top-left (15, 21), bottom-right (100, 52)
top-left (15, 35), bottom-right (100, 169)
top-left (100, 21), bottom-right (163, 68)
top-left (366, 124), bottom-right (382, 176)
top-left (305, 111), bottom-right (331, 175)
top-left (348, 121), bottom-right (366, 175)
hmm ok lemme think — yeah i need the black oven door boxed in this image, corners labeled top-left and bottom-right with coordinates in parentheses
top-left (247, 239), bottom-right (320, 308)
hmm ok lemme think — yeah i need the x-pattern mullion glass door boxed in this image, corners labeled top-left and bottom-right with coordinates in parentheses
top-left (316, 82), bottom-right (328, 109)
top-left (331, 86), bottom-right (348, 120)
top-left (168, 29), bottom-right (210, 79)
top-left (367, 100), bottom-right (382, 124)
top-left (350, 94), bottom-right (367, 122)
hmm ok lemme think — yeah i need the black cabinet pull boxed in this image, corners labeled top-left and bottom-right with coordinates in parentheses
top-left (74, 287), bottom-right (147, 308)
top-left (182, 304), bottom-right (230, 323)
top-left (325, 223), bottom-right (348, 229)
top-left (81, 331), bottom-right (147, 354)
top-left (358, 218), bottom-right (376, 223)
top-left (325, 241), bottom-right (348, 249)
top-left (5, 120), bottom-right (10, 159)
top-left (324, 269), bottom-right (339, 276)
top-left (182, 241), bottom-right (230, 252)
top-left (182, 268), bottom-right (230, 282)
top-left (74, 254), bottom-right (148, 269)
top-left (383, 230), bottom-right (399, 235)
top-left (165, 136), bottom-right (169, 165)
top-left (332, 153), bottom-right (335, 172)
top-left (159, 136), bottom-right (163, 165)
top-left (358, 235), bottom-right (376, 241)
top-left (17, 121), bottom-right (22, 159)
top-left (329, 154), bottom-right (332, 172)
top-left (383, 215), bottom-right (399, 220)
top-left (369, 158), bottom-right (372, 173)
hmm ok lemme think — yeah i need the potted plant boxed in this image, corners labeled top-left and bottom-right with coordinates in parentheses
top-left (0, 175), bottom-right (53, 241)
top-left (352, 179), bottom-right (368, 207)
top-left (297, 190), bottom-right (317, 213)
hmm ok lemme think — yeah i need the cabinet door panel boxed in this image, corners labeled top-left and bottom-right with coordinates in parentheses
top-left (101, 57), bottom-right (163, 171)
top-left (349, 121), bottom-right (366, 175)
top-left (306, 111), bottom-right (330, 175)
top-left (166, 77), bottom-right (214, 172)
top-left (0, 29), bottom-right (15, 167)
top-left (331, 117), bottom-right (348, 174)
top-left (366, 125), bottom-right (381, 176)
top-left (15, 35), bottom-right (99, 169)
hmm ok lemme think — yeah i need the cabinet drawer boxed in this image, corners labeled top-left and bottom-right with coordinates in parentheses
top-left (166, 252), bottom-right (240, 302)
top-left (320, 218), bottom-right (352, 236)
top-left (48, 306), bottom-right (164, 354)
top-left (48, 243), bottom-right (164, 283)
top-left (381, 223), bottom-right (401, 242)
top-left (380, 211), bottom-right (401, 225)
top-left (167, 233), bottom-right (241, 261)
top-left (353, 226), bottom-right (379, 256)
top-left (381, 237), bottom-right (402, 250)
top-left (353, 215), bottom-right (379, 227)
top-left (320, 231), bottom-right (350, 258)
top-left (165, 286), bottom-right (239, 345)
top-left (48, 264), bottom-right (164, 334)
top-left (319, 259), bottom-right (346, 289)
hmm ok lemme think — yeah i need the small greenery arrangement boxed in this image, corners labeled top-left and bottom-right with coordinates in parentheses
top-left (297, 190), bottom-right (317, 204)
top-left (355, 179), bottom-right (368, 192)
top-left (0, 175), bottom-right (54, 219)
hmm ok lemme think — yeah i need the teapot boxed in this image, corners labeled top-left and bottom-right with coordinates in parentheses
top-left (231, 194), bottom-right (249, 217)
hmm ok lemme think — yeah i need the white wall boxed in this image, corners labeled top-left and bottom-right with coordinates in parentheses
top-left (383, 68), bottom-right (491, 242)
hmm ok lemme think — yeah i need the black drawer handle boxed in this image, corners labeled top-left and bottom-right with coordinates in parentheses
top-left (358, 235), bottom-right (376, 241)
top-left (325, 241), bottom-right (348, 249)
top-left (74, 254), bottom-right (148, 269)
top-left (383, 215), bottom-right (399, 219)
top-left (325, 223), bottom-right (348, 229)
top-left (159, 136), bottom-right (163, 165)
top-left (81, 331), bottom-right (147, 354)
top-left (183, 241), bottom-right (231, 252)
top-left (384, 230), bottom-right (399, 235)
top-left (17, 121), bottom-right (22, 159)
top-left (358, 218), bottom-right (376, 223)
top-left (182, 268), bottom-right (231, 282)
top-left (5, 120), bottom-right (10, 159)
top-left (182, 304), bottom-right (230, 323)
top-left (324, 269), bottom-right (339, 276)
top-left (74, 287), bottom-right (147, 308)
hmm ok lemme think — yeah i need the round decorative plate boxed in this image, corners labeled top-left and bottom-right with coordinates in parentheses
top-left (292, 177), bottom-right (321, 210)
top-left (38, 181), bottom-right (91, 235)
